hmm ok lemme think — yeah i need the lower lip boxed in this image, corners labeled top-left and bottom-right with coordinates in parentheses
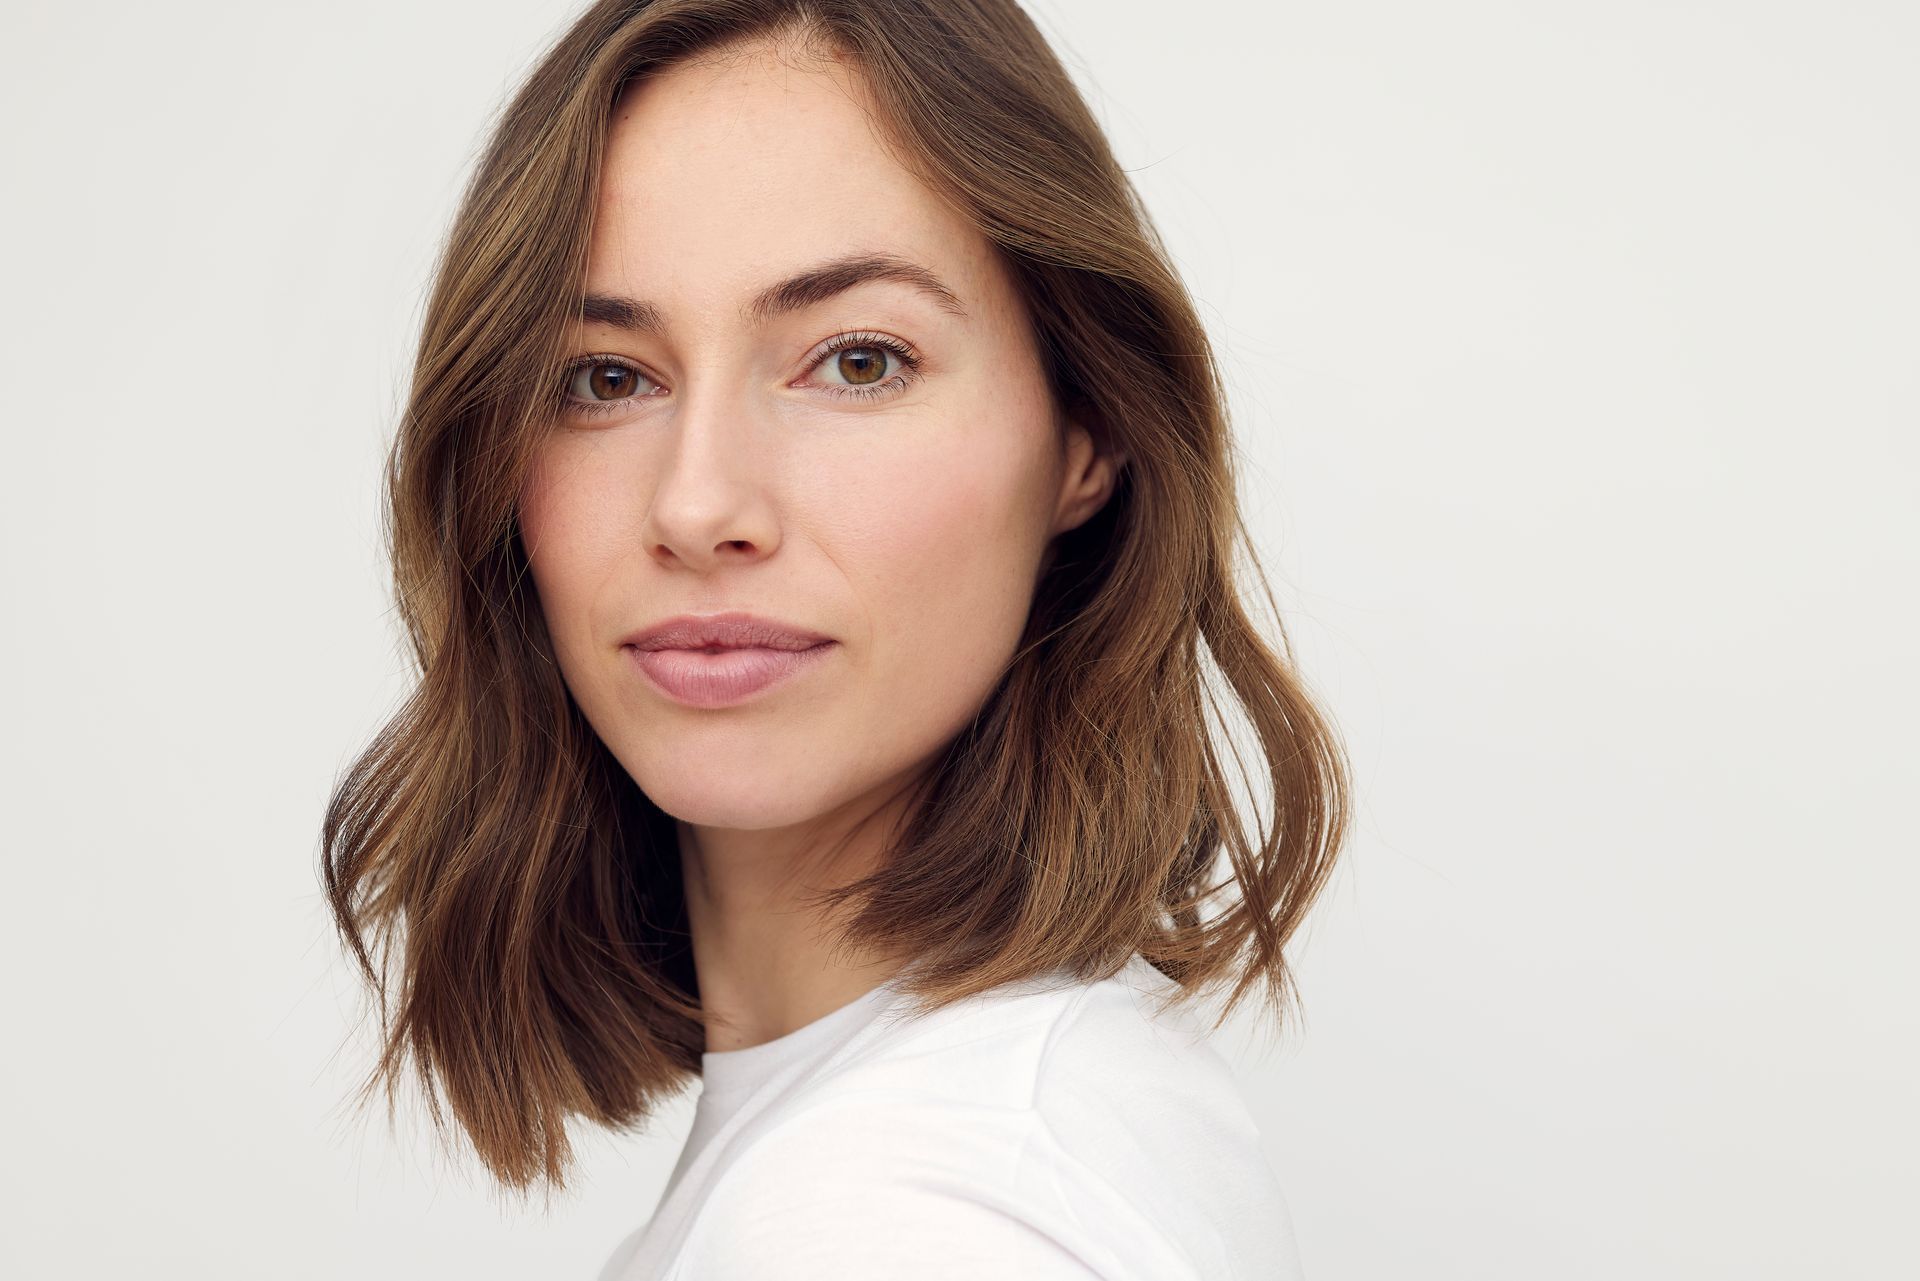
top-left (626, 641), bottom-right (836, 708)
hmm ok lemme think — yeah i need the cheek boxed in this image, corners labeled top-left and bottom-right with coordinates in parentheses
top-left (840, 426), bottom-right (1054, 742)
top-left (518, 456), bottom-right (572, 613)
top-left (516, 447), bottom-right (625, 670)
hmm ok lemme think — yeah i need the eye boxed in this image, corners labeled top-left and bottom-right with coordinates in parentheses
top-left (805, 331), bottom-right (924, 402)
top-left (559, 357), bottom-right (661, 419)
top-left (555, 331), bottom-right (925, 422)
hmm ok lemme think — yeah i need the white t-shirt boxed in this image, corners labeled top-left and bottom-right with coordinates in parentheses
top-left (595, 952), bottom-right (1305, 1280)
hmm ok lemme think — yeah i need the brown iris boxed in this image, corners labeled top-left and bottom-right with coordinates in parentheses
top-left (836, 346), bottom-right (888, 384)
top-left (586, 364), bottom-right (637, 399)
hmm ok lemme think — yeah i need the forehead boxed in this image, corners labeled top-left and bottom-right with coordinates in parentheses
top-left (588, 43), bottom-right (990, 309)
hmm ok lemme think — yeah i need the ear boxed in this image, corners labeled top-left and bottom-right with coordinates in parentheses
top-left (1052, 416), bottom-right (1127, 537)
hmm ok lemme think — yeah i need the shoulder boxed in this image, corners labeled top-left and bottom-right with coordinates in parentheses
top-left (676, 1130), bottom-right (1107, 1277)
top-left (676, 1085), bottom-right (1142, 1279)
top-left (793, 953), bottom-right (1238, 1113)
top-left (1031, 954), bottom-right (1271, 1171)
top-left (676, 956), bottom-right (1302, 1280)
top-left (1029, 958), bottom-right (1305, 1276)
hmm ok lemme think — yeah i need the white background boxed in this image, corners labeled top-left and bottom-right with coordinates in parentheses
top-left (3, 1), bottom-right (1913, 1277)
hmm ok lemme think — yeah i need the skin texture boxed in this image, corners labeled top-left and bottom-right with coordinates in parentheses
top-left (517, 38), bottom-right (1121, 1053)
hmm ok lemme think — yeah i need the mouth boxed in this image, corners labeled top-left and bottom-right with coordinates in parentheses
top-left (623, 638), bottom-right (836, 708)
top-left (623, 610), bottom-right (833, 653)
top-left (661, 641), bottom-right (828, 655)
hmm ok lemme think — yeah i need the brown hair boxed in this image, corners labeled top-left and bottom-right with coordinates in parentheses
top-left (322, 0), bottom-right (1352, 1196)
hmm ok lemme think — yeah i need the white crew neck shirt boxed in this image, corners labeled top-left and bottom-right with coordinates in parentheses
top-left (595, 952), bottom-right (1305, 1280)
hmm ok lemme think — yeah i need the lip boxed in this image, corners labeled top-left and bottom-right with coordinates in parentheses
top-left (622, 611), bottom-right (833, 653)
top-left (621, 611), bottom-right (836, 709)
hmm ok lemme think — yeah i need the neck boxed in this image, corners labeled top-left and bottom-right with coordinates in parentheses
top-left (677, 778), bottom-right (922, 1053)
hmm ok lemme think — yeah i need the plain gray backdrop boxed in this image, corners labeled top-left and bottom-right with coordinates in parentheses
top-left (3, 1), bottom-right (1913, 1277)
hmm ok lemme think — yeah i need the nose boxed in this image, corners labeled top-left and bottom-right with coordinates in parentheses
top-left (638, 375), bottom-right (781, 573)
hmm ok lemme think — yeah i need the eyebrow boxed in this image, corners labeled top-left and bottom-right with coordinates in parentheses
top-left (578, 251), bottom-right (969, 334)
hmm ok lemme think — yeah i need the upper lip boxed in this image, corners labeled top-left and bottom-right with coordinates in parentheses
top-left (623, 611), bottom-right (834, 652)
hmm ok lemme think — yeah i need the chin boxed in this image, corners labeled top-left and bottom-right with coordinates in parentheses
top-left (630, 759), bottom-right (837, 833)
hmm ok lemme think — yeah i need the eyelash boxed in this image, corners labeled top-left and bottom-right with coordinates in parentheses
top-left (557, 330), bottom-right (924, 420)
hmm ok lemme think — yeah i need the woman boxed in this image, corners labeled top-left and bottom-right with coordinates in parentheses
top-left (322, 1), bottom-right (1352, 1277)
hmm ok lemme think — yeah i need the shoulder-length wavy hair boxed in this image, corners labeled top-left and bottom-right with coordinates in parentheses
top-left (323, 0), bottom-right (1352, 1194)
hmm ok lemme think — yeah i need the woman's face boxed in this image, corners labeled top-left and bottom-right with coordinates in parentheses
top-left (517, 41), bottom-right (1118, 835)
